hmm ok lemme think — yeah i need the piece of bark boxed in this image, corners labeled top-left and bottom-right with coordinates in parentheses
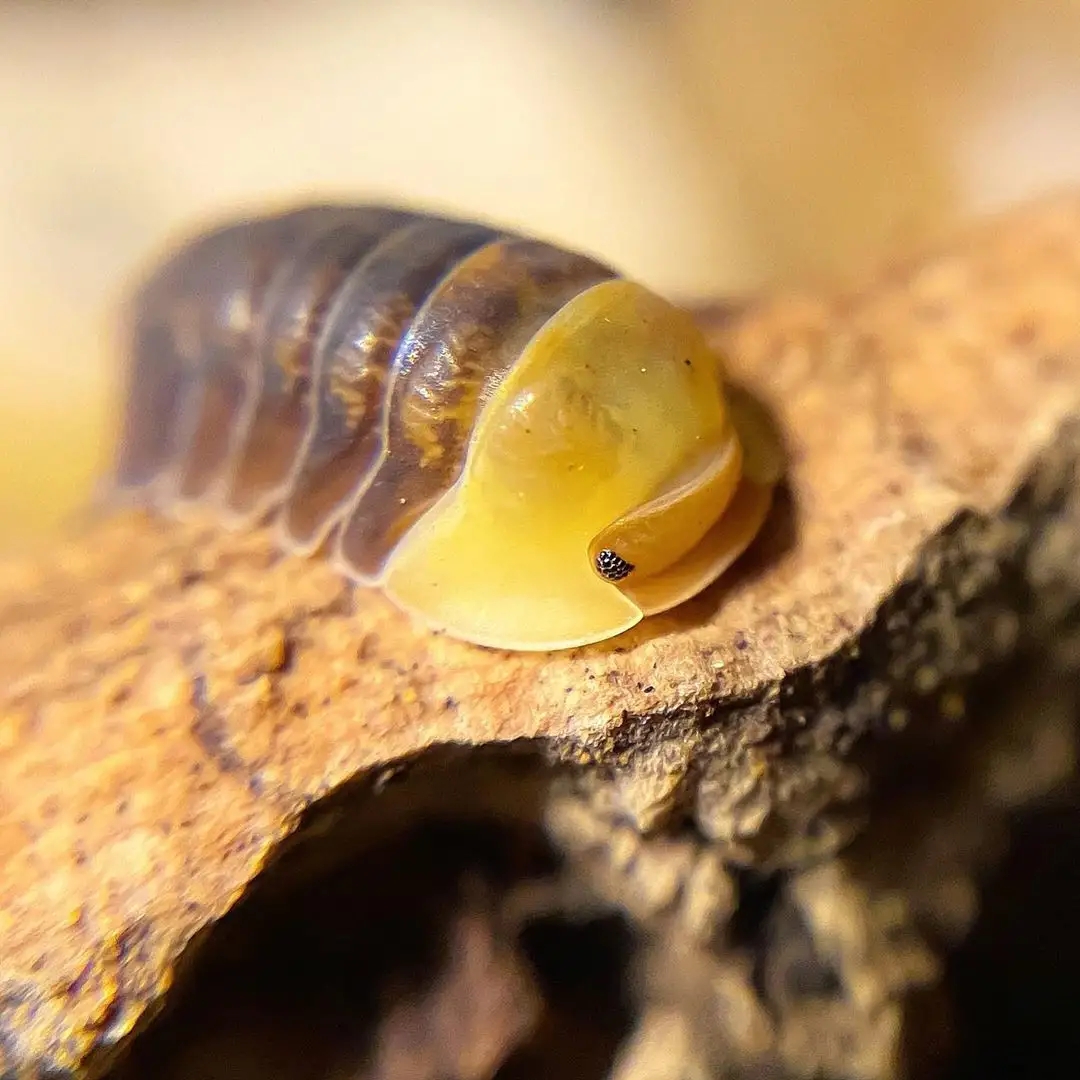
top-left (2, 193), bottom-right (1080, 1078)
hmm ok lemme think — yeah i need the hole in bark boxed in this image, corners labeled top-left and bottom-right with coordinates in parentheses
top-left (94, 745), bottom-right (637, 1080)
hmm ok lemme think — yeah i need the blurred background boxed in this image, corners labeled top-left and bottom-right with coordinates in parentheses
top-left (2, 0), bottom-right (1080, 550)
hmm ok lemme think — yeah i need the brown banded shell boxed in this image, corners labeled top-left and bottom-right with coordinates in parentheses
top-left (112, 204), bottom-right (781, 651)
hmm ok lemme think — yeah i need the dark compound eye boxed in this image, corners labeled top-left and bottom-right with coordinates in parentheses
top-left (594, 548), bottom-right (635, 582)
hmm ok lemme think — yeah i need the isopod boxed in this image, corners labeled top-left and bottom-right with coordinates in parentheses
top-left (112, 204), bottom-right (781, 651)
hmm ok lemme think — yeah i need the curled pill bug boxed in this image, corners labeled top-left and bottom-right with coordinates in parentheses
top-left (111, 204), bottom-right (783, 652)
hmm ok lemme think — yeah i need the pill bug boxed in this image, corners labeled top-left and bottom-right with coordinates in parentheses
top-left (111, 204), bottom-right (782, 652)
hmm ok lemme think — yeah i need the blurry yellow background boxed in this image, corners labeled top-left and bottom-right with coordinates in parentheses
top-left (3, 0), bottom-right (1080, 549)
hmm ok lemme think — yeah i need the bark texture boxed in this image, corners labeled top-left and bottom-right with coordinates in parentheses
top-left (3, 194), bottom-right (1080, 1079)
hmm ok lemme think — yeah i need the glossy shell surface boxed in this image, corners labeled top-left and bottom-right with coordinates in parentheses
top-left (113, 204), bottom-right (780, 651)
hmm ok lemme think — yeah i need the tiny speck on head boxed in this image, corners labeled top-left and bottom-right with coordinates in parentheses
top-left (594, 548), bottom-right (635, 582)
top-left (684, 358), bottom-right (692, 366)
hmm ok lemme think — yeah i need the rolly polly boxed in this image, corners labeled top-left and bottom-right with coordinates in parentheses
top-left (111, 204), bottom-right (782, 651)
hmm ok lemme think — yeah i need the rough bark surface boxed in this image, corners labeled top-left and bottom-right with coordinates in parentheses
top-left (2, 194), bottom-right (1080, 1079)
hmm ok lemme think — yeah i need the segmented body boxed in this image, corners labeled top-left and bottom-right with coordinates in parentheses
top-left (114, 203), bottom-right (778, 651)
top-left (114, 204), bottom-right (616, 582)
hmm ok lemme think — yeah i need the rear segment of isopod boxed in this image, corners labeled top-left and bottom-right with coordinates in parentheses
top-left (113, 216), bottom-right (253, 498)
top-left (114, 207), bottom-right (343, 505)
top-left (113, 205), bottom-right (360, 508)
